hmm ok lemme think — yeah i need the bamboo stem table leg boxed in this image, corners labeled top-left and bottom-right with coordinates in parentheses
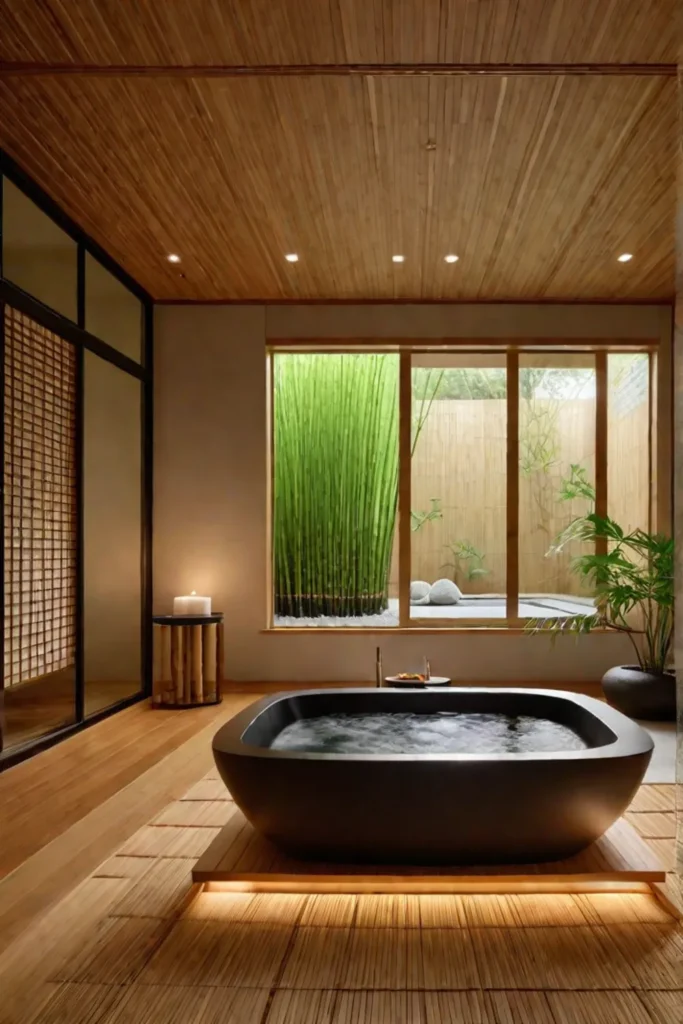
top-left (153, 617), bottom-right (223, 707)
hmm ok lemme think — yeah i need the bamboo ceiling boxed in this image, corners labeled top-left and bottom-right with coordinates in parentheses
top-left (0, 1), bottom-right (677, 301)
top-left (0, 1), bottom-right (675, 65)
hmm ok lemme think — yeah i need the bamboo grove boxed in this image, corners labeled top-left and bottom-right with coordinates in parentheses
top-left (273, 354), bottom-right (399, 617)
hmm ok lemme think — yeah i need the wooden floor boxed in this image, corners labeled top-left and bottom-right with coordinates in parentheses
top-left (0, 692), bottom-right (680, 1024)
top-left (3, 673), bottom-right (142, 751)
top-left (0, 698), bottom-right (240, 880)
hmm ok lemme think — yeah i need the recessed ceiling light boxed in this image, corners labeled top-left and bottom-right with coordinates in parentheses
top-left (392, 254), bottom-right (405, 263)
top-left (444, 254), bottom-right (459, 263)
top-left (617, 253), bottom-right (633, 263)
top-left (285, 253), bottom-right (299, 263)
top-left (166, 253), bottom-right (181, 263)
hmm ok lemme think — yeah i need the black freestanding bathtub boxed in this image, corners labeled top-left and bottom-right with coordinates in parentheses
top-left (212, 688), bottom-right (653, 864)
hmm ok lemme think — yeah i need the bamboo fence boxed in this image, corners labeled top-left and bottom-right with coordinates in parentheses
top-left (399, 395), bottom-right (649, 597)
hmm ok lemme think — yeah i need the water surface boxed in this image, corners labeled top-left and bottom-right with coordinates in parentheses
top-left (270, 712), bottom-right (587, 755)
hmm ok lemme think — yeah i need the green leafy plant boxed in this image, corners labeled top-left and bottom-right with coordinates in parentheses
top-left (273, 354), bottom-right (398, 617)
top-left (527, 513), bottom-right (674, 674)
top-left (519, 369), bottom-right (595, 558)
top-left (442, 540), bottom-right (490, 583)
top-left (558, 463), bottom-right (595, 506)
top-left (411, 368), bottom-right (444, 455)
top-left (411, 497), bottom-right (443, 533)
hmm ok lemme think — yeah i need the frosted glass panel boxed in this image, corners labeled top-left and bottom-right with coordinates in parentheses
top-left (2, 178), bottom-right (77, 321)
top-left (83, 353), bottom-right (142, 715)
top-left (85, 254), bottom-right (142, 361)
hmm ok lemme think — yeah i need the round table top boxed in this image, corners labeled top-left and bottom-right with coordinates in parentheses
top-left (153, 612), bottom-right (224, 626)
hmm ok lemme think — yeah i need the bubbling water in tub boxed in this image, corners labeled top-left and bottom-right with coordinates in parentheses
top-left (270, 712), bottom-right (588, 755)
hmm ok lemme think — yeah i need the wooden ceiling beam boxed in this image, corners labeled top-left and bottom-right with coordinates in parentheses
top-left (0, 62), bottom-right (676, 79)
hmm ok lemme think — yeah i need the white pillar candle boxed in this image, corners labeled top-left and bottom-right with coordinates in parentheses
top-left (173, 591), bottom-right (211, 616)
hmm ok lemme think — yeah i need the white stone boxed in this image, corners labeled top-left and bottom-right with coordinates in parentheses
top-left (410, 580), bottom-right (431, 605)
top-left (429, 578), bottom-right (463, 605)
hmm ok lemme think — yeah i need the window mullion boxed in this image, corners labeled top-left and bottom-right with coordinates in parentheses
top-left (595, 352), bottom-right (608, 556)
top-left (506, 352), bottom-right (519, 621)
top-left (398, 352), bottom-right (412, 628)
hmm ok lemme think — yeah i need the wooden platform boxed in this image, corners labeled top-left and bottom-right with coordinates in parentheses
top-left (193, 806), bottom-right (666, 894)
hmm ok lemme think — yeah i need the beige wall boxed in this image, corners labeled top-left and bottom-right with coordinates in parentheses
top-left (154, 303), bottom-right (671, 684)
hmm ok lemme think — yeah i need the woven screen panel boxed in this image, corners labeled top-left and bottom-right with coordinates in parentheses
top-left (3, 307), bottom-right (77, 687)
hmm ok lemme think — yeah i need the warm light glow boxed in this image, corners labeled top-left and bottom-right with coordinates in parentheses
top-left (166, 253), bottom-right (181, 263)
top-left (444, 254), bottom-right (459, 263)
top-left (191, 590), bottom-right (196, 595)
top-left (285, 253), bottom-right (299, 263)
top-left (617, 253), bottom-right (633, 263)
top-left (392, 255), bottom-right (405, 263)
top-left (204, 880), bottom-right (654, 895)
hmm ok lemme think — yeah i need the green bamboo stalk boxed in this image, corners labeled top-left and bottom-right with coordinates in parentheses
top-left (273, 353), bottom-right (399, 618)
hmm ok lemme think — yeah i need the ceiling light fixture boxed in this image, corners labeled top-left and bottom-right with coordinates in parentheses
top-left (444, 254), bottom-right (459, 263)
top-left (392, 254), bottom-right (405, 263)
top-left (166, 253), bottom-right (181, 263)
top-left (617, 253), bottom-right (633, 263)
top-left (285, 253), bottom-right (299, 263)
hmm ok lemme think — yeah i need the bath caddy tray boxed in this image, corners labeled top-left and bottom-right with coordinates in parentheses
top-left (386, 675), bottom-right (451, 688)
top-left (193, 805), bottom-right (666, 895)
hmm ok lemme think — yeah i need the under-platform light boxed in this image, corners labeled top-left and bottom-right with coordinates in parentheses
top-left (392, 254), bottom-right (405, 263)
top-left (166, 253), bottom-right (181, 263)
top-left (617, 253), bottom-right (633, 263)
top-left (285, 253), bottom-right (299, 263)
top-left (444, 254), bottom-right (459, 263)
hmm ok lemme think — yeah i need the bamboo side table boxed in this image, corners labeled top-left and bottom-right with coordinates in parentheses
top-left (152, 613), bottom-right (224, 707)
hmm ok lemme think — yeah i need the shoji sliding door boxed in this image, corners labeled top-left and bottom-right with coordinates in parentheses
top-left (0, 153), bottom-right (152, 764)
top-left (2, 308), bottom-right (78, 748)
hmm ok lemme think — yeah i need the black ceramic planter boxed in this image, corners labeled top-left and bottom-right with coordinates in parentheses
top-left (601, 665), bottom-right (676, 722)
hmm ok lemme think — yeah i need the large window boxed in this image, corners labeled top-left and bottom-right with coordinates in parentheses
top-left (270, 346), bottom-right (661, 630)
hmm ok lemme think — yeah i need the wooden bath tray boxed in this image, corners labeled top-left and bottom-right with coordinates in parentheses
top-left (193, 805), bottom-right (666, 894)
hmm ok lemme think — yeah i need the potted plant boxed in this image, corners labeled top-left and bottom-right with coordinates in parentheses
top-left (529, 512), bottom-right (675, 721)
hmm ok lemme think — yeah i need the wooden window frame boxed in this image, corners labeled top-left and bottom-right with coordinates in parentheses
top-left (266, 339), bottom-right (665, 633)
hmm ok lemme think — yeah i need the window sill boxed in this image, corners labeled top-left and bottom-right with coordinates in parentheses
top-left (260, 625), bottom-right (613, 635)
top-left (262, 626), bottom-right (529, 635)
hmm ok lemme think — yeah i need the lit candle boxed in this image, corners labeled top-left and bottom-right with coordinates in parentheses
top-left (173, 591), bottom-right (211, 616)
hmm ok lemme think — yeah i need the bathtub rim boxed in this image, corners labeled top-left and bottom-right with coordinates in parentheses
top-left (212, 687), bottom-right (654, 764)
